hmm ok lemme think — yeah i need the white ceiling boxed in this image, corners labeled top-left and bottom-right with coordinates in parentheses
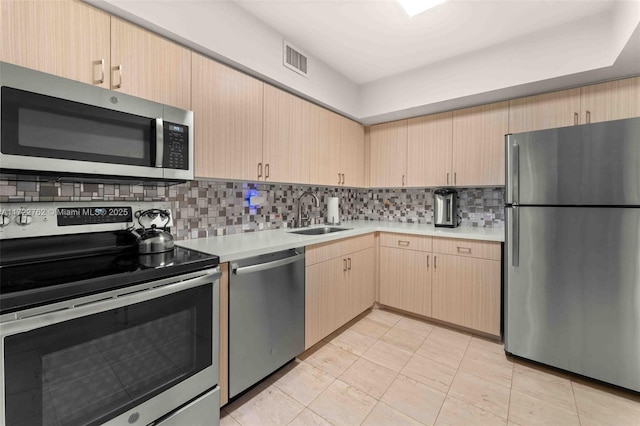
top-left (234, 0), bottom-right (619, 85)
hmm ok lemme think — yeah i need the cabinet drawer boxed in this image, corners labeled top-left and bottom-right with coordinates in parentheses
top-left (306, 234), bottom-right (374, 265)
top-left (432, 237), bottom-right (501, 260)
top-left (379, 233), bottom-right (432, 252)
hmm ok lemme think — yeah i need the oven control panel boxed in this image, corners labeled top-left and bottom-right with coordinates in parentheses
top-left (0, 202), bottom-right (173, 239)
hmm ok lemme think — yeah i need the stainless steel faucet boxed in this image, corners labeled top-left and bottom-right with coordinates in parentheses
top-left (295, 191), bottom-right (319, 228)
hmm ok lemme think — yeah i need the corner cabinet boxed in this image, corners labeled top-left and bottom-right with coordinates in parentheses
top-left (369, 120), bottom-right (408, 188)
top-left (0, 0), bottom-right (111, 88)
top-left (110, 17), bottom-right (192, 110)
top-left (192, 53), bottom-right (264, 181)
top-left (379, 234), bottom-right (432, 317)
top-left (305, 235), bottom-right (375, 349)
top-left (452, 101), bottom-right (509, 187)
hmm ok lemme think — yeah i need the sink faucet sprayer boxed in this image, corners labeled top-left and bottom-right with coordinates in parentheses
top-left (295, 191), bottom-right (319, 228)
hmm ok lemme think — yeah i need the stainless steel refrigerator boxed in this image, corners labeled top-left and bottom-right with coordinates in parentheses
top-left (504, 117), bottom-right (640, 392)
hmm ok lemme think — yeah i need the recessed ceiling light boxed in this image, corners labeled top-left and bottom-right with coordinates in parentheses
top-left (397, 0), bottom-right (449, 17)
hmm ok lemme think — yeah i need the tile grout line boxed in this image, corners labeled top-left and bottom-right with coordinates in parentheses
top-left (571, 381), bottom-right (583, 426)
top-left (364, 318), bottom-right (431, 426)
top-left (432, 334), bottom-right (472, 425)
top-left (505, 352), bottom-right (515, 424)
top-left (509, 363), bottom-right (584, 420)
top-left (286, 358), bottom-right (338, 426)
top-left (356, 315), bottom-right (410, 425)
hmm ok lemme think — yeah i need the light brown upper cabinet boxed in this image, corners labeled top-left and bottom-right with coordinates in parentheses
top-left (263, 85), bottom-right (311, 184)
top-left (407, 112), bottom-right (453, 187)
top-left (369, 120), bottom-right (408, 187)
top-left (581, 77), bottom-right (640, 124)
top-left (452, 101), bottom-right (509, 187)
top-left (111, 17), bottom-right (191, 110)
top-left (509, 88), bottom-right (582, 133)
top-left (0, 0), bottom-right (110, 88)
top-left (341, 119), bottom-right (365, 187)
top-left (309, 107), bottom-right (365, 187)
top-left (309, 105), bottom-right (340, 186)
top-left (192, 53), bottom-right (264, 181)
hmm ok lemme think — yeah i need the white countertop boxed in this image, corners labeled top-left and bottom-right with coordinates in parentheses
top-left (177, 220), bottom-right (505, 263)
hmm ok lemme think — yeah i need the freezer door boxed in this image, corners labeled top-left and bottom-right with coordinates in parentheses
top-left (507, 117), bottom-right (640, 205)
top-left (505, 206), bottom-right (640, 392)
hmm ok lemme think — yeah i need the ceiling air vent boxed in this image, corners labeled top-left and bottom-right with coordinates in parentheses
top-left (283, 41), bottom-right (308, 77)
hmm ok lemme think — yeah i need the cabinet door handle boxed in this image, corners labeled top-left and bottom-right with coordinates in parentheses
top-left (265, 163), bottom-right (270, 179)
top-left (457, 246), bottom-right (471, 254)
top-left (342, 173), bottom-right (345, 185)
top-left (258, 163), bottom-right (263, 179)
top-left (586, 110), bottom-right (591, 124)
top-left (113, 64), bottom-right (123, 89)
top-left (95, 59), bottom-right (105, 84)
top-left (427, 255), bottom-right (429, 268)
top-left (454, 172), bottom-right (457, 185)
top-left (434, 256), bottom-right (437, 269)
top-left (398, 240), bottom-right (410, 247)
top-left (338, 173), bottom-right (342, 185)
top-left (446, 172), bottom-right (450, 185)
top-left (402, 174), bottom-right (405, 186)
top-left (347, 257), bottom-right (352, 270)
top-left (574, 112), bottom-right (579, 125)
top-left (343, 258), bottom-right (348, 272)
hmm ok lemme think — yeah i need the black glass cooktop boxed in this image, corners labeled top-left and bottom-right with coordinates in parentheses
top-left (0, 232), bottom-right (219, 315)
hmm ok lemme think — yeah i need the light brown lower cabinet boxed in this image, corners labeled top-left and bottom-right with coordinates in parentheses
top-left (431, 254), bottom-right (501, 336)
top-left (379, 247), bottom-right (432, 317)
top-left (378, 235), bottom-right (502, 337)
top-left (305, 241), bottom-right (375, 349)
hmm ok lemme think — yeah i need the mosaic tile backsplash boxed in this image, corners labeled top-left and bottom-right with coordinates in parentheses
top-left (0, 180), bottom-right (504, 240)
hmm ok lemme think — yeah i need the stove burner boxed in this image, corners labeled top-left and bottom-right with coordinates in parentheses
top-left (0, 238), bottom-right (218, 315)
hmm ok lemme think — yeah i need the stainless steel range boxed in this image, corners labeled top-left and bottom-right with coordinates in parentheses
top-left (0, 201), bottom-right (220, 426)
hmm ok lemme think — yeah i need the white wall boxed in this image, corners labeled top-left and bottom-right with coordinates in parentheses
top-left (87, 0), bottom-right (361, 118)
top-left (358, 11), bottom-right (632, 122)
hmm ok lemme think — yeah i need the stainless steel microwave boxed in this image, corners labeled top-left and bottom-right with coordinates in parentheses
top-left (0, 62), bottom-right (193, 183)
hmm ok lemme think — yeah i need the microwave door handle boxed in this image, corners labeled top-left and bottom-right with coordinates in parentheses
top-left (155, 118), bottom-right (164, 168)
top-left (446, 199), bottom-right (451, 222)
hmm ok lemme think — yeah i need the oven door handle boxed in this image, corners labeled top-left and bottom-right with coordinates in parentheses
top-left (1, 268), bottom-right (220, 336)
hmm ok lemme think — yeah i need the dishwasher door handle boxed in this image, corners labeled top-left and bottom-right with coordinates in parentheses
top-left (231, 252), bottom-right (305, 275)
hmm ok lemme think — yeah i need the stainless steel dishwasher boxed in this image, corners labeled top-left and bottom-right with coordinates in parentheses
top-left (228, 247), bottom-right (305, 399)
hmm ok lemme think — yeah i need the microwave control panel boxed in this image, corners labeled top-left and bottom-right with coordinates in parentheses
top-left (163, 122), bottom-right (189, 170)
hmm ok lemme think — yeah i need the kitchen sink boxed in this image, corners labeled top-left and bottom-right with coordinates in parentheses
top-left (289, 226), bottom-right (352, 235)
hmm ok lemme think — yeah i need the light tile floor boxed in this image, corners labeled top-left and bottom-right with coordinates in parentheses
top-left (221, 309), bottom-right (640, 426)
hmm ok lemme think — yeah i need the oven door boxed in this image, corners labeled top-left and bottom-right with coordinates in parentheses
top-left (0, 269), bottom-right (219, 426)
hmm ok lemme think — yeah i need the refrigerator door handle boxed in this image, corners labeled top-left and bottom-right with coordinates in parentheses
top-left (512, 143), bottom-right (519, 205)
top-left (512, 206), bottom-right (519, 267)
